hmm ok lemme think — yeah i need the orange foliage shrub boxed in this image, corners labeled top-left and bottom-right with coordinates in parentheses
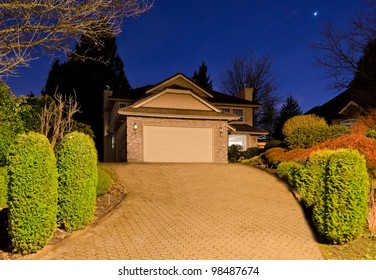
top-left (352, 109), bottom-right (376, 135)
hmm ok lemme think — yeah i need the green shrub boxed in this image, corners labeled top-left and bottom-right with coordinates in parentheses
top-left (294, 150), bottom-right (335, 207)
top-left (366, 128), bottom-right (376, 140)
top-left (276, 161), bottom-right (303, 188)
top-left (282, 114), bottom-right (328, 137)
top-left (97, 165), bottom-right (114, 196)
top-left (6, 132), bottom-right (58, 254)
top-left (312, 149), bottom-right (370, 244)
top-left (242, 147), bottom-right (263, 159)
top-left (264, 140), bottom-right (286, 151)
top-left (240, 156), bottom-right (262, 166)
top-left (56, 132), bottom-right (98, 232)
top-left (0, 167), bottom-right (8, 209)
top-left (327, 125), bottom-right (350, 139)
top-left (285, 125), bottom-right (329, 149)
top-left (228, 144), bottom-right (243, 162)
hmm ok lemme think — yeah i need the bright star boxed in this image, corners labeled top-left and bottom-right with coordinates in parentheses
top-left (313, 11), bottom-right (318, 17)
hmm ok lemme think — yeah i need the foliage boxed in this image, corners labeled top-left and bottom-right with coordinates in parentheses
top-left (285, 125), bottom-right (330, 149)
top-left (276, 161), bottom-right (303, 188)
top-left (242, 147), bottom-right (263, 159)
top-left (192, 62), bottom-right (212, 90)
top-left (240, 156), bottom-right (262, 166)
top-left (97, 165), bottom-right (114, 196)
top-left (0, 167), bottom-right (7, 210)
top-left (43, 34), bottom-right (132, 160)
top-left (312, 149), bottom-right (370, 244)
top-left (273, 95), bottom-right (302, 140)
top-left (366, 129), bottom-right (376, 140)
top-left (327, 125), bottom-right (350, 139)
top-left (228, 144), bottom-right (243, 162)
top-left (0, 82), bottom-right (25, 165)
top-left (264, 147), bottom-right (286, 167)
top-left (0, 0), bottom-right (153, 76)
top-left (264, 139), bottom-right (286, 151)
top-left (282, 114), bottom-right (328, 138)
top-left (6, 132), bottom-right (58, 254)
top-left (56, 132), bottom-right (98, 232)
top-left (295, 150), bottom-right (336, 207)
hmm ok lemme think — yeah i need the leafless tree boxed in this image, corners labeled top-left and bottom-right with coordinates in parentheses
top-left (39, 92), bottom-right (80, 149)
top-left (313, 1), bottom-right (376, 90)
top-left (0, 0), bottom-right (153, 77)
top-left (220, 52), bottom-right (279, 130)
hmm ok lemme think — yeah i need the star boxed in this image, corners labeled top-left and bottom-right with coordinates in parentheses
top-left (313, 11), bottom-right (318, 17)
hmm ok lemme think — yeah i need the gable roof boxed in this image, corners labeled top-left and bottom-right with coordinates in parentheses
top-left (305, 88), bottom-right (376, 121)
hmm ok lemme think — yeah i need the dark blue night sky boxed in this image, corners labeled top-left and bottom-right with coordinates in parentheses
top-left (5, 0), bottom-right (367, 112)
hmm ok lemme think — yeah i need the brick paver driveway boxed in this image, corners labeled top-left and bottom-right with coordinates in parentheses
top-left (28, 163), bottom-right (322, 260)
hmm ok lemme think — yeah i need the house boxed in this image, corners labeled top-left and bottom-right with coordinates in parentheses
top-left (103, 73), bottom-right (268, 163)
top-left (306, 88), bottom-right (376, 127)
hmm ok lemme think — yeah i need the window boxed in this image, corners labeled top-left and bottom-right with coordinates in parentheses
top-left (221, 108), bottom-right (231, 113)
top-left (232, 109), bottom-right (244, 122)
top-left (340, 119), bottom-right (356, 128)
top-left (111, 135), bottom-right (116, 149)
top-left (229, 134), bottom-right (247, 150)
top-left (119, 103), bottom-right (128, 108)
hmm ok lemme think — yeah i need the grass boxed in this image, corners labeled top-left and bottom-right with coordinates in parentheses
top-left (319, 230), bottom-right (376, 259)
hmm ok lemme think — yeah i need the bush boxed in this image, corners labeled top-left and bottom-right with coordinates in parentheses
top-left (6, 132), bottom-right (58, 254)
top-left (97, 165), bottom-right (114, 196)
top-left (276, 161), bottom-right (303, 188)
top-left (312, 149), bottom-right (370, 244)
top-left (294, 150), bottom-right (335, 207)
top-left (327, 125), bottom-right (350, 139)
top-left (264, 140), bottom-right (286, 151)
top-left (228, 144), bottom-right (243, 162)
top-left (282, 114), bottom-right (328, 137)
top-left (366, 128), bottom-right (376, 140)
top-left (285, 125), bottom-right (329, 149)
top-left (240, 156), bottom-right (262, 166)
top-left (0, 167), bottom-right (7, 209)
top-left (242, 147), bottom-right (263, 159)
top-left (56, 132), bottom-right (98, 232)
top-left (264, 147), bottom-right (286, 167)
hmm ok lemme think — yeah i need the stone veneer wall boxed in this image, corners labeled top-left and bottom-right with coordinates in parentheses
top-left (126, 116), bottom-right (228, 163)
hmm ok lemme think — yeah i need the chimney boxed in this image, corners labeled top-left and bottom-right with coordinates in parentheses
top-left (236, 86), bottom-right (253, 101)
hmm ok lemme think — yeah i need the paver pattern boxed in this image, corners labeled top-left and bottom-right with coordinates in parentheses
top-left (27, 163), bottom-right (323, 260)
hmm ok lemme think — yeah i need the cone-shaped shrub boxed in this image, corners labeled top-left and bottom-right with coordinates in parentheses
top-left (6, 132), bottom-right (58, 254)
top-left (0, 167), bottom-right (8, 209)
top-left (56, 132), bottom-right (98, 232)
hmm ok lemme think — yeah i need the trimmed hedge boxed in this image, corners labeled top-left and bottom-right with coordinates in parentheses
top-left (264, 147), bottom-right (286, 167)
top-left (97, 165), bottom-right (113, 196)
top-left (312, 149), bottom-right (369, 244)
top-left (295, 149), bottom-right (370, 244)
top-left (276, 161), bottom-right (303, 188)
top-left (282, 114), bottom-right (328, 138)
top-left (0, 167), bottom-right (7, 209)
top-left (56, 132), bottom-right (98, 232)
top-left (6, 132), bottom-right (58, 254)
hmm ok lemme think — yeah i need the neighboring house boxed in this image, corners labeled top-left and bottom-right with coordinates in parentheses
top-left (306, 88), bottom-right (376, 127)
top-left (103, 73), bottom-right (268, 163)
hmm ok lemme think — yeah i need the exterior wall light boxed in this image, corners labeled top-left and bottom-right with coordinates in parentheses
top-left (219, 126), bottom-right (223, 137)
top-left (133, 123), bottom-right (138, 130)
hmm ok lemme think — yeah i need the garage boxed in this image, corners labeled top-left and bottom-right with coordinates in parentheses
top-left (143, 126), bottom-right (213, 162)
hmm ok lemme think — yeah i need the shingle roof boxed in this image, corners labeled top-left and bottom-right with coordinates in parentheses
top-left (305, 89), bottom-right (376, 121)
top-left (230, 123), bottom-right (268, 134)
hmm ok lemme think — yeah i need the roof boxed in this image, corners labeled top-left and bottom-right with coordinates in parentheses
top-left (305, 88), bottom-right (376, 121)
top-left (229, 123), bottom-right (268, 135)
top-left (209, 90), bottom-right (261, 107)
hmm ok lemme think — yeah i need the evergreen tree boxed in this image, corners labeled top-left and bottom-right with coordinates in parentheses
top-left (192, 62), bottom-right (212, 90)
top-left (42, 34), bottom-right (131, 160)
top-left (273, 95), bottom-right (302, 140)
top-left (349, 39), bottom-right (376, 91)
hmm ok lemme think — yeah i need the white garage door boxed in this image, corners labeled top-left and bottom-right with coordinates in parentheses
top-left (143, 126), bottom-right (213, 162)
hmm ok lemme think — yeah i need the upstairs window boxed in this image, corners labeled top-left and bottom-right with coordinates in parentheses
top-left (221, 108), bottom-right (231, 113)
top-left (232, 109), bottom-right (244, 122)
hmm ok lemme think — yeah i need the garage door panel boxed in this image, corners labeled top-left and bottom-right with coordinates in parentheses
top-left (144, 126), bottom-right (213, 162)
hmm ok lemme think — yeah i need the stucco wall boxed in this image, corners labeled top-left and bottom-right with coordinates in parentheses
top-left (126, 117), bottom-right (228, 163)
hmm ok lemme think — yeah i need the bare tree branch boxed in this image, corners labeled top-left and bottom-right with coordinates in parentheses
top-left (0, 0), bottom-right (153, 77)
